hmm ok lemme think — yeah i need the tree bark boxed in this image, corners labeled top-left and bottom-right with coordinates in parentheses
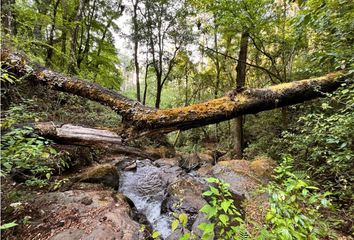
top-left (45, 0), bottom-right (61, 67)
top-left (32, 122), bottom-right (155, 159)
top-left (233, 31), bottom-right (249, 159)
top-left (2, 47), bottom-right (352, 138)
top-left (68, 0), bottom-right (86, 74)
top-left (132, 0), bottom-right (141, 102)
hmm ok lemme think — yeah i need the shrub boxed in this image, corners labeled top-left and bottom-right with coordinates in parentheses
top-left (1, 102), bottom-right (67, 187)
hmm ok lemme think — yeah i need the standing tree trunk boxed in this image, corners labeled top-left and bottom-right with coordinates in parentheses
top-left (68, 0), bottom-right (86, 74)
top-left (77, 0), bottom-right (97, 69)
top-left (233, 31), bottom-right (249, 159)
top-left (143, 59), bottom-right (150, 105)
top-left (155, 75), bottom-right (162, 108)
top-left (132, 0), bottom-right (141, 102)
top-left (60, 0), bottom-right (71, 68)
top-left (213, 17), bottom-right (221, 140)
top-left (1, 0), bottom-right (16, 35)
top-left (45, 0), bottom-right (61, 67)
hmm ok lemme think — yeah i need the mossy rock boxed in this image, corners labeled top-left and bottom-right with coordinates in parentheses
top-left (75, 164), bottom-right (119, 189)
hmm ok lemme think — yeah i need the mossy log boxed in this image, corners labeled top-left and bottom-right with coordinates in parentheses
top-left (2, 48), bottom-right (353, 137)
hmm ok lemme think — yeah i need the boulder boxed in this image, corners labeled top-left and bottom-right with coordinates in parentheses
top-left (166, 228), bottom-right (191, 240)
top-left (191, 212), bottom-right (210, 238)
top-left (162, 178), bottom-right (207, 229)
top-left (16, 190), bottom-right (144, 240)
top-left (212, 160), bottom-right (261, 199)
top-left (75, 164), bottom-right (119, 189)
top-left (154, 157), bottom-right (180, 167)
top-left (250, 156), bottom-right (276, 179)
top-left (196, 165), bottom-right (213, 177)
top-left (197, 153), bottom-right (214, 166)
top-left (178, 153), bottom-right (201, 171)
top-left (217, 151), bottom-right (233, 162)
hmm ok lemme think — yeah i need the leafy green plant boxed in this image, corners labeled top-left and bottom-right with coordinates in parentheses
top-left (171, 213), bottom-right (192, 240)
top-left (198, 177), bottom-right (249, 240)
top-left (151, 230), bottom-right (161, 239)
top-left (263, 155), bottom-right (333, 239)
top-left (0, 221), bottom-right (18, 230)
top-left (0, 69), bottom-right (19, 84)
top-left (1, 103), bottom-right (67, 187)
top-left (276, 82), bottom-right (353, 210)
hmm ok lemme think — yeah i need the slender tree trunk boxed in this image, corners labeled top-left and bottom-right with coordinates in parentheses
top-left (132, 0), bottom-right (141, 102)
top-left (213, 16), bottom-right (220, 98)
top-left (155, 75), bottom-right (162, 108)
top-left (1, 0), bottom-right (16, 35)
top-left (143, 61), bottom-right (150, 105)
top-left (233, 31), bottom-right (249, 159)
top-left (213, 16), bottom-right (221, 139)
top-left (77, 0), bottom-right (97, 69)
top-left (45, 0), bottom-right (61, 67)
top-left (185, 74), bottom-right (188, 106)
top-left (69, 0), bottom-right (86, 74)
top-left (33, 0), bottom-right (51, 39)
top-left (60, 0), bottom-right (69, 68)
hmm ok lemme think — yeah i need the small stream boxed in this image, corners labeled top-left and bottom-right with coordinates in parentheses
top-left (119, 160), bottom-right (183, 239)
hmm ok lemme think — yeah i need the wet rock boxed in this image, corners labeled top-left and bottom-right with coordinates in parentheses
top-left (191, 212), bottom-right (210, 238)
top-left (158, 165), bottom-right (184, 185)
top-left (20, 190), bottom-right (143, 240)
top-left (114, 157), bottom-right (137, 171)
top-left (119, 160), bottom-right (172, 238)
top-left (179, 153), bottom-right (201, 171)
top-left (196, 165), bottom-right (213, 177)
top-left (154, 157), bottom-right (180, 167)
top-left (162, 178), bottom-right (207, 229)
top-left (75, 164), bottom-right (119, 189)
top-left (197, 153), bottom-right (214, 166)
top-left (177, 153), bottom-right (215, 172)
top-left (166, 228), bottom-right (191, 240)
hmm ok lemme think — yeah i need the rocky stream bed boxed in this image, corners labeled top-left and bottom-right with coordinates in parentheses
top-left (2, 153), bottom-right (274, 240)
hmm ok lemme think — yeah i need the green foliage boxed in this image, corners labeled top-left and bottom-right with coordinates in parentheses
top-left (170, 213), bottom-right (192, 240)
top-left (3, 0), bottom-right (124, 90)
top-left (198, 177), bottom-right (248, 240)
top-left (151, 230), bottom-right (161, 239)
top-left (0, 69), bottom-right (19, 84)
top-left (263, 155), bottom-right (333, 239)
top-left (295, 0), bottom-right (354, 74)
top-left (275, 83), bottom-right (353, 210)
top-left (0, 221), bottom-right (18, 230)
top-left (1, 103), bottom-right (67, 187)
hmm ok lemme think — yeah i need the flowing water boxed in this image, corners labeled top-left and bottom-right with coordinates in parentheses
top-left (119, 160), bottom-right (183, 239)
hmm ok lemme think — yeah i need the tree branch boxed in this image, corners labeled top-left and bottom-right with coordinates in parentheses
top-left (2, 47), bottom-right (352, 138)
top-left (203, 45), bottom-right (283, 83)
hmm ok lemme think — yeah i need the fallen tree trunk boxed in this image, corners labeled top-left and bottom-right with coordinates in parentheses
top-left (33, 122), bottom-right (154, 159)
top-left (2, 47), bottom-right (353, 137)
